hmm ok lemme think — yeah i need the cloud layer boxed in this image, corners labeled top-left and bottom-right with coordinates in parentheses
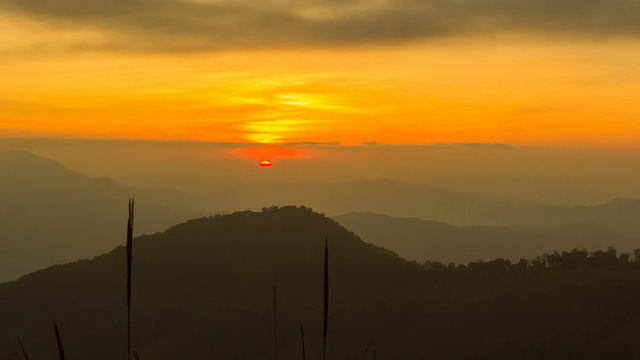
top-left (2, 0), bottom-right (640, 52)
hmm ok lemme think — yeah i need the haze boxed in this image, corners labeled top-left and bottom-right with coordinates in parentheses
top-left (1, 138), bottom-right (639, 206)
top-left (2, 0), bottom-right (640, 275)
top-left (2, 1), bottom-right (640, 357)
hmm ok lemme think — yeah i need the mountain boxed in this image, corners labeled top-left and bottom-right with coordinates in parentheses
top-left (3, 150), bottom-right (640, 282)
top-left (0, 206), bottom-right (416, 359)
top-left (210, 180), bottom-right (640, 238)
top-left (509, 198), bottom-right (640, 238)
top-left (334, 212), bottom-right (640, 264)
top-left (2, 206), bottom-right (640, 359)
top-left (0, 151), bottom-right (212, 282)
top-left (210, 179), bottom-right (521, 224)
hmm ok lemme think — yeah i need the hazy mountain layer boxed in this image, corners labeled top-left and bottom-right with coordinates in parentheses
top-left (334, 212), bottom-right (640, 264)
top-left (3, 150), bottom-right (640, 283)
top-left (211, 180), bottom-right (640, 238)
top-left (0, 151), bottom-right (211, 282)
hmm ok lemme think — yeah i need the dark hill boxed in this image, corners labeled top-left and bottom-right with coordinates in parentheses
top-left (0, 150), bottom-right (210, 282)
top-left (0, 206), bottom-right (418, 359)
top-left (3, 206), bottom-right (640, 359)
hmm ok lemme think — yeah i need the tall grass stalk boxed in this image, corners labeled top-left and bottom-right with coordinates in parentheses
top-left (273, 284), bottom-right (278, 360)
top-left (53, 320), bottom-right (65, 360)
top-left (299, 321), bottom-right (306, 360)
top-left (127, 198), bottom-right (135, 360)
top-left (323, 236), bottom-right (329, 360)
top-left (18, 338), bottom-right (30, 360)
top-left (362, 340), bottom-right (377, 360)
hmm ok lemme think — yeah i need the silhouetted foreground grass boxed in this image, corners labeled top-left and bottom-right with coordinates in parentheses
top-left (127, 198), bottom-right (134, 360)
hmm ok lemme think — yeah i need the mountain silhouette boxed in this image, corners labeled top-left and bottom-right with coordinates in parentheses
top-left (3, 149), bottom-right (640, 285)
top-left (0, 150), bottom-right (211, 282)
top-left (3, 206), bottom-right (640, 359)
top-left (334, 212), bottom-right (640, 264)
top-left (0, 206), bottom-right (417, 359)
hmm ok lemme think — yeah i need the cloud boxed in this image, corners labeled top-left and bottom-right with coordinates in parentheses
top-left (362, 142), bottom-right (513, 149)
top-left (1, 0), bottom-right (640, 52)
top-left (282, 141), bottom-right (343, 147)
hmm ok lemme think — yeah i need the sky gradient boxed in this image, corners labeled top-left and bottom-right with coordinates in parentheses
top-left (1, 0), bottom-right (639, 152)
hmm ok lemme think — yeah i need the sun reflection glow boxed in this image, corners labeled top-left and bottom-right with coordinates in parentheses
top-left (243, 119), bottom-right (310, 144)
top-left (231, 146), bottom-right (307, 162)
top-left (278, 94), bottom-right (311, 106)
top-left (236, 88), bottom-right (355, 144)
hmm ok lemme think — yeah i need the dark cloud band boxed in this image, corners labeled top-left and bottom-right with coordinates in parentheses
top-left (1, 0), bottom-right (639, 51)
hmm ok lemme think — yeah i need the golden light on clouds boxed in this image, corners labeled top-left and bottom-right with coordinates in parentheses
top-left (1, 35), bottom-right (640, 148)
top-left (278, 94), bottom-right (310, 106)
top-left (232, 145), bottom-right (307, 161)
top-left (243, 119), bottom-right (307, 143)
top-left (238, 91), bottom-right (349, 144)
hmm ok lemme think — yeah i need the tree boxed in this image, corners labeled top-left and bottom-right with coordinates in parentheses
top-left (424, 261), bottom-right (446, 271)
top-left (516, 258), bottom-right (529, 272)
top-left (619, 252), bottom-right (631, 265)
top-left (588, 250), bottom-right (620, 267)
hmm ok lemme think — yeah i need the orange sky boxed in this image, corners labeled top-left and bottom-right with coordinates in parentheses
top-left (1, 10), bottom-right (640, 150)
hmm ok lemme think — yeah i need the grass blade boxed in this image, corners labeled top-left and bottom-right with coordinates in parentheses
top-left (127, 198), bottom-right (135, 360)
top-left (273, 284), bottom-right (278, 360)
top-left (132, 350), bottom-right (141, 360)
top-left (323, 236), bottom-right (329, 360)
top-left (18, 338), bottom-right (30, 360)
top-left (362, 340), bottom-right (377, 359)
top-left (300, 321), bottom-right (306, 360)
top-left (361, 339), bottom-right (377, 360)
top-left (53, 320), bottom-right (65, 360)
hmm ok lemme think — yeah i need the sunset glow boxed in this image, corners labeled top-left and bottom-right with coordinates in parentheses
top-left (4, 2), bottom-right (640, 356)
top-left (1, 1), bottom-right (640, 152)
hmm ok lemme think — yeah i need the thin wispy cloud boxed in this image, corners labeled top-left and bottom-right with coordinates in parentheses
top-left (1, 0), bottom-right (639, 52)
top-left (361, 142), bottom-right (513, 149)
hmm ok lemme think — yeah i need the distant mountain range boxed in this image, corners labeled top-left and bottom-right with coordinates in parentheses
top-left (334, 212), bottom-right (640, 264)
top-left (2, 150), bottom-right (640, 282)
top-left (210, 179), bottom-right (520, 224)
top-left (212, 179), bottom-right (640, 238)
top-left (0, 151), bottom-right (212, 282)
top-left (2, 207), bottom-right (640, 359)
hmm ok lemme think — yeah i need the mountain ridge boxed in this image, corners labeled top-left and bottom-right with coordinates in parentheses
top-left (0, 150), bottom-right (213, 282)
top-left (2, 150), bottom-right (640, 282)
top-left (3, 206), bottom-right (640, 359)
top-left (334, 212), bottom-right (639, 264)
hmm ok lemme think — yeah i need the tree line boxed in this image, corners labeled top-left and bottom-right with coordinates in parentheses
top-left (423, 246), bottom-right (640, 272)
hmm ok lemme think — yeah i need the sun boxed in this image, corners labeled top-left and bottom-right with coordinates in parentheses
top-left (259, 159), bottom-right (272, 167)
